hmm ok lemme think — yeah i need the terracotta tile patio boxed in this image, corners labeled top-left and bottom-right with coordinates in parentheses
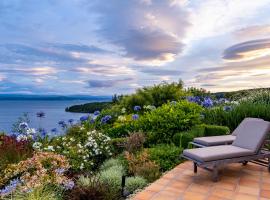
top-left (131, 161), bottom-right (270, 200)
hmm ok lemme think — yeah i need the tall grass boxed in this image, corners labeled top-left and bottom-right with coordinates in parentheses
top-left (204, 102), bottom-right (270, 130)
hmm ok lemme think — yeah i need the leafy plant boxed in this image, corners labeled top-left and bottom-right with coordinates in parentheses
top-left (125, 176), bottom-right (147, 194)
top-left (74, 175), bottom-right (120, 200)
top-left (119, 80), bottom-right (186, 112)
top-left (124, 132), bottom-right (145, 153)
top-left (136, 101), bottom-right (203, 144)
top-left (0, 135), bottom-right (33, 182)
top-left (4, 185), bottom-right (63, 200)
top-left (1, 152), bottom-right (72, 195)
top-left (148, 144), bottom-right (182, 171)
top-left (125, 150), bottom-right (160, 182)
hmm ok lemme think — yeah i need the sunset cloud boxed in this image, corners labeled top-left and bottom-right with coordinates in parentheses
top-left (1, 0), bottom-right (270, 95)
top-left (223, 39), bottom-right (270, 62)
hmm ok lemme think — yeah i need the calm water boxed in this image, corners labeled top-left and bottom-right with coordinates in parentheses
top-left (0, 100), bottom-right (93, 133)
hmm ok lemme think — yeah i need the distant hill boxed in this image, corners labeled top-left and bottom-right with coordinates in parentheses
top-left (213, 88), bottom-right (270, 100)
top-left (0, 94), bottom-right (111, 101)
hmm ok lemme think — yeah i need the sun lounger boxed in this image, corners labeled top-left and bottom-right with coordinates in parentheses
top-left (191, 118), bottom-right (264, 147)
top-left (182, 119), bottom-right (270, 181)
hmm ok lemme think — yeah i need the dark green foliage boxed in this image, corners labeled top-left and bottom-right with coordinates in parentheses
top-left (203, 124), bottom-right (230, 136)
top-left (172, 124), bottom-right (230, 148)
top-left (119, 80), bottom-right (187, 112)
top-left (105, 122), bottom-right (136, 138)
top-left (148, 144), bottom-right (182, 171)
top-left (109, 138), bottom-right (127, 154)
top-left (65, 102), bottom-right (112, 113)
top-left (172, 126), bottom-right (205, 148)
top-left (136, 101), bottom-right (203, 145)
top-left (186, 87), bottom-right (211, 97)
top-left (203, 102), bottom-right (270, 130)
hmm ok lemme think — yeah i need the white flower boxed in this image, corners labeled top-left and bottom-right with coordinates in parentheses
top-left (16, 134), bottom-right (28, 142)
top-left (46, 146), bottom-right (55, 151)
top-left (80, 127), bottom-right (85, 130)
top-left (121, 108), bottom-right (126, 113)
top-left (32, 142), bottom-right (42, 150)
top-left (26, 128), bottom-right (36, 135)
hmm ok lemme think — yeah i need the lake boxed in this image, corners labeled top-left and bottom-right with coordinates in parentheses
top-left (0, 100), bottom-right (94, 133)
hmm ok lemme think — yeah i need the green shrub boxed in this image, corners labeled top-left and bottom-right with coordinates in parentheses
top-left (119, 80), bottom-right (187, 112)
top-left (202, 124), bottom-right (230, 136)
top-left (100, 158), bottom-right (123, 171)
top-left (99, 165), bottom-right (124, 197)
top-left (125, 176), bottom-right (148, 194)
top-left (148, 144), bottom-right (182, 171)
top-left (136, 101), bottom-right (202, 145)
top-left (106, 122), bottom-right (135, 138)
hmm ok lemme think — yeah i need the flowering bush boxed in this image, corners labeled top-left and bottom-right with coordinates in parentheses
top-left (36, 130), bottom-right (112, 171)
top-left (0, 135), bottom-right (33, 182)
top-left (0, 152), bottom-right (72, 197)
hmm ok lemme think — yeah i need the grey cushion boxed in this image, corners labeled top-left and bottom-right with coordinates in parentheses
top-left (232, 117), bottom-right (264, 136)
top-left (194, 135), bottom-right (236, 146)
top-left (232, 120), bottom-right (270, 152)
top-left (183, 145), bottom-right (254, 162)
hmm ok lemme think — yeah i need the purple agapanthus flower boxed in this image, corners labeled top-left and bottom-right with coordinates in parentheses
top-left (132, 114), bottom-right (139, 120)
top-left (55, 168), bottom-right (65, 175)
top-left (51, 128), bottom-right (58, 133)
top-left (19, 122), bottom-right (28, 130)
top-left (64, 180), bottom-right (75, 190)
top-left (58, 121), bottom-right (67, 128)
top-left (134, 106), bottom-right (141, 111)
top-left (101, 115), bottom-right (112, 124)
top-left (223, 105), bottom-right (232, 112)
top-left (187, 96), bottom-right (201, 104)
top-left (68, 119), bottom-right (74, 124)
top-left (0, 178), bottom-right (20, 196)
top-left (90, 118), bottom-right (95, 124)
top-left (202, 97), bottom-right (214, 108)
top-left (94, 110), bottom-right (100, 116)
top-left (80, 115), bottom-right (89, 122)
top-left (36, 111), bottom-right (45, 118)
top-left (39, 129), bottom-right (47, 138)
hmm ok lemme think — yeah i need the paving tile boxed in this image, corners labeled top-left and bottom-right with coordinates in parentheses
top-left (167, 180), bottom-right (190, 191)
top-left (213, 181), bottom-right (237, 191)
top-left (133, 191), bottom-right (156, 200)
top-left (151, 190), bottom-right (180, 200)
top-left (187, 183), bottom-right (211, 193)
top-left (237, 185), bottom-right (260, 196)
top-left (234, 193), bottom-right (258, 200)
top-left (206, 196), bottom-right (224, 200)
top-left (182, 191), bottom-right (206, 200)
top-left (260, 189), bottom-right (270, 199)
top-left (210, 188), bottom-right (235, 199)
top-left (239, 178), bottom-right (260, 187)
top-left (145, 183), bottom-right (165, 192)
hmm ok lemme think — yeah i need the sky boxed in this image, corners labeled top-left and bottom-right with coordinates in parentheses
top-left (1, 0), bottom-right (270, 95)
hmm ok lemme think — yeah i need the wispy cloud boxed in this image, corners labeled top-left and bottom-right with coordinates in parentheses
top-left (223, 39), bottom-right (270, 62)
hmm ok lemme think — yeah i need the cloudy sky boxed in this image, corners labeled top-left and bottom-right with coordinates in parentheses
top-left (1, 0), bottom-right (270, 95)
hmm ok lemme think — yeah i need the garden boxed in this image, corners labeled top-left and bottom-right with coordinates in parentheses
top-left (1, 81), bottom-right (270, 200)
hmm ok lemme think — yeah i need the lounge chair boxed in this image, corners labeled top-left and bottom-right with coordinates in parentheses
top-left (182, 119), bottom-right (270, 181)
top-left (191, 118), bottom-right (264, 147)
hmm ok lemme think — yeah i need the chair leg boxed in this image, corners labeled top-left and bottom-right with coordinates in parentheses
top-left (268, 157), bottom-right (270, 172)
top-left (194, 162), bottom-right (197, 173)
top-left (242, 161), bottom-right (248, 166)
top-left (212, 166), bottom-right (219, 182)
